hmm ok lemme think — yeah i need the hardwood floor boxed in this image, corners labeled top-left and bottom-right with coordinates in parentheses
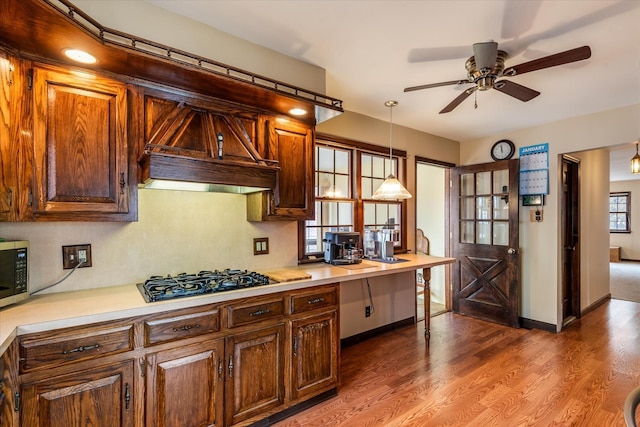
top-left (273, 299), bottom-right (640, 426)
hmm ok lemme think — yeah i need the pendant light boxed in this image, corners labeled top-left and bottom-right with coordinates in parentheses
top-left (372, 101), bottom-right (412, 200)
top-left (632, 142), bottom-right (640, 174)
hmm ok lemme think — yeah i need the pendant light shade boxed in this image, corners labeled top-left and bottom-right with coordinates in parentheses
top-left (372, 101), bottom-right (412, 200)
top-left (632, 143), bottom-right (640, 174)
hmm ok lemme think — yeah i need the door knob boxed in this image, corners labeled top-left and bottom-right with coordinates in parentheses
top-left (507, 248), bottom-right (518, 254)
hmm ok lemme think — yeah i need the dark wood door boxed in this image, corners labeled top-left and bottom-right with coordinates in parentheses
top-left (451, 159), bottom-right (520, 327)
top-left (225, 324), bottom-right (285, 426)
top-left (290, 310), bottom-right (338, 400)
top-left (561, 156), bottom-right (580, 326)
top-left (145, 339), bottom-right (224, 427)
top-left (21, 360), bottom-right (135, 427)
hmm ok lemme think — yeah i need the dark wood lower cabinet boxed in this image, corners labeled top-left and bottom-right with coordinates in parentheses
top-left (290, 310), bottom-right (338, 401)
top-left (145, 339), bottom-right (224, 427)
top-left (225, 324), bottom-right (285, 426)
top-left (20, 360), bottom-right (135, 427)
top-left (8, 285), bottom-right (339, 427)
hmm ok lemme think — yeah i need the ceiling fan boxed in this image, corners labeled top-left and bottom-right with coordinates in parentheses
top-left (404, 42), bottom-right (591, 114)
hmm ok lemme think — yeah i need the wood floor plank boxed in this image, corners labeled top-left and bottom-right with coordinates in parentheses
top-left (273, 299), bottom-right (640, 426)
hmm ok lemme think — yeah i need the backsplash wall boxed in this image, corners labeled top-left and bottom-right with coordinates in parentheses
top-left (0, 190), bottom-right (298, 294)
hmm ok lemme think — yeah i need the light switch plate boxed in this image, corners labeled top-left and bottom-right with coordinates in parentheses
top-left (62, 244), bottom-right (92, 269)
top-left (253, 238), bottom-right (269, 255)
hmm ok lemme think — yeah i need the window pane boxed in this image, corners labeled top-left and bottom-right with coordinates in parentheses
top-left (461, 197), bottom-right (474, 220)
top-left (493, 196), bottom-right (509, 219)
top-left (338, 202), bottom-right (352, 225)
top-left (476, 172), bottom-right (491, 195)
top-left (461, 221), bottom-right (474, 243)
top-left (460, 174), bottom-right (474, 196)
top-left (318, 172), bottom-right (333, 197)
top-left (364, 203), bottom-right (375, 225)
top-left (477, 221), bottom-right (491, 244)
top-left (372, 178), bottom-right (385, 195)
top-left (372, 156), bottom-right (385, 178)
top-left (334, 175), bottom-right (349, 198)
top-left (362, 154), bottom-right (372, 176)
top-left (335, 149), bottom-right (349, 174)
top-left (493, 222), bottom-right (509, 246)
top-left (362, 177), bottom-right (373, 199)
top-left (477, 196), bottom-right (491, 220)
top-left (376, 204), bottom-right (389, 224)
top-left (317, 147), bottom-right (334, 172)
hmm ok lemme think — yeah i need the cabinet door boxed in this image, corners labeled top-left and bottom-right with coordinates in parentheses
top-left (146, 339), bottom-right (224, 427)
top-left (20, 360), bottom-right (135, 427)
top-left (290, 310), bottom-right (339, 400)
top-left (254, 118), bottom-right (314, 220)
top-left (225, 324), bottom-right (285, 426)
top-left (31, 64), bottom-right (131, 219)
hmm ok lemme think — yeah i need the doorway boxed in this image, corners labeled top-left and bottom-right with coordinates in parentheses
top-left (561, 155), bottom-right (581, 327)
top-left (415, 159), bottom-right (452, 319)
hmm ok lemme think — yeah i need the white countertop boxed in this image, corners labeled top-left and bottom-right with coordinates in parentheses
top-left (0, 254), bottom-right (454, 354)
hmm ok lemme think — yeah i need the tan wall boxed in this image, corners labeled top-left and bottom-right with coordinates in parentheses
top-left (461, 104), bottom-right (640, 328)
top-left (610, 180), bottom-right (640, 260)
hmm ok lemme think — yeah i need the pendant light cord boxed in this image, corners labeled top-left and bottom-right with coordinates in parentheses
top-left (385, 100), bottom-right (398, 177)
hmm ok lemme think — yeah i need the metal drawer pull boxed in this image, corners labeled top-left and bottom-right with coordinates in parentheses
top-left (307, 297), bottom-right (325, 304)
top-left (62, 344), bottom-right (100, 354)
top-left (249, 309), bottom-right (270, 317)
top-left (172, 324), bottom-right (200, 332)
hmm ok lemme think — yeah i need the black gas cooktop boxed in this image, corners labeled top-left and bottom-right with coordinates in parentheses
top-left (137, 269), bottom-right (275, 303)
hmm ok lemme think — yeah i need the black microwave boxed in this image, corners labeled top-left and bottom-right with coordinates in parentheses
top-left (0, 240), bottom-right (29, 309)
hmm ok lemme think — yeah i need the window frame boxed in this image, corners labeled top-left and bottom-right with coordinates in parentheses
top-left (609, 191), bottom-right (631, 233)
top-left (298, 134), bottom-right (408, 263)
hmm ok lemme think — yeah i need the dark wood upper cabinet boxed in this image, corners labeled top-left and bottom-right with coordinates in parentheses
top-left (247, 118), bottom-right (315, 221)
top-left (31, 63), bottom-right (136, 221)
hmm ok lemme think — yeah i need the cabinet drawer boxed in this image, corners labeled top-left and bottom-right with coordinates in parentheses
top-left (289, 287), bottom-right (337, 315)
top-left (19, 324), bottom-right (134, 373)
top-left (144, 307), bottom-right (220, 346)
top-left (227, 298), bottom-right (284, 328)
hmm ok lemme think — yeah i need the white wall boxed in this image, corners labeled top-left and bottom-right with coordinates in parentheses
top-left (610, 180), bottom-right (640, 260)
top-left (462, 104), bottom-right (640, 328)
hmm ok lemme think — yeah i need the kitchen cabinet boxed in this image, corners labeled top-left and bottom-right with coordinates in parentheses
top-left (9, 284), bottom-right (339, 426)
top-left (20, 360), bottom-right (136, 427)
top-left (0, 52), bottom-right (32, 222)
top-left (247, 117), bottom-right (315, 221)
top-left (31, 63), bottom-right (136, 221)
top-left (145, 339), bottom-right (224, 427)
top-left (225, 324), bottom-right (285, 426)
top-left (288, 285), bottom-right (339, 401)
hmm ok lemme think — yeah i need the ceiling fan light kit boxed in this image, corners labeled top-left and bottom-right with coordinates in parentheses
top-left (372, 101), bottom-right (412, 200)
top-left (404, 42), bottom-right (592, 114)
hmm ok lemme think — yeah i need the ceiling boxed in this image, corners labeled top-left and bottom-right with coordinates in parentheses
top-left (147, 0), bottom-right (640, 144)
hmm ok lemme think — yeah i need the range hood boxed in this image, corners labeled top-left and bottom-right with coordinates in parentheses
top-left (138, 95), bottom-right (279, 194)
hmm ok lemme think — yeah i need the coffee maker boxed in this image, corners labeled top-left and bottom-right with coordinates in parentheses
top-left (323, 232), bottom-right (362, 265)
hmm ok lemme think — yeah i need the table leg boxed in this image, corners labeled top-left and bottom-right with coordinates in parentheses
top-left (423, 268), bottom-right (431, 346)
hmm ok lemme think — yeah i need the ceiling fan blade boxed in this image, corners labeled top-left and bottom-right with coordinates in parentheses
top-left (404, 79), bottom-right (469, 92)
top-left (473, 42), bottom-right (498, 70)
top-left (439, 88), bottom-right (476, 114)
top-left (506, 45), bottom-right (591, 76)
top-left (494, 80), bottom-right (540, 101)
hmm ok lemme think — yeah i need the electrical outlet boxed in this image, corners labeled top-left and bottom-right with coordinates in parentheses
top-left (365, 306), bottom-right (371, 317)
top-left (62, 244), bottom-right (92, 269)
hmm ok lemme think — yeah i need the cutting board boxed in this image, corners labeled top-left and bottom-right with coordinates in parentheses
top-left (266, 270), bottom-right (312, 283)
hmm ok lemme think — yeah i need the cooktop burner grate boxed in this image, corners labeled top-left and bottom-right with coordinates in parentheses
top-left (137, 269), bottom-right (275, 303)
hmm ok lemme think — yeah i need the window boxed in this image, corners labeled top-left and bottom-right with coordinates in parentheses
top-left (609, 192), bottom-right (630, 232)
top-left (300, 136), bottom-right (407, 261)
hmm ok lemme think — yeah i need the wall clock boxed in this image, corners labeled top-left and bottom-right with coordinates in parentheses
top-left (491, 139), bottom-right (515, 161)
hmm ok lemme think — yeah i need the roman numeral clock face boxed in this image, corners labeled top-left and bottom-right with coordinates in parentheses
top-left (491, 139), bottom-right (515, 161)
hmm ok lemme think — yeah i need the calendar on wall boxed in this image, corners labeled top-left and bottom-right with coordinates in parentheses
top-left (519, 143), bottom-right (549, 195)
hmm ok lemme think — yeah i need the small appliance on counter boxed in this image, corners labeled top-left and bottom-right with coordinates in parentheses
top-left (323, 232), bottom-right (363, 265)
top-left (0, 240), bottom-right (29, 309)
top-left (363, 228), bottom-right (407, 263)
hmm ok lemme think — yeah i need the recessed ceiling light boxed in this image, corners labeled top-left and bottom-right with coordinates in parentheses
top-left (63, 49), bottom-right (97, 64)
top-left (289, 108), bottom-right (306, 116)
